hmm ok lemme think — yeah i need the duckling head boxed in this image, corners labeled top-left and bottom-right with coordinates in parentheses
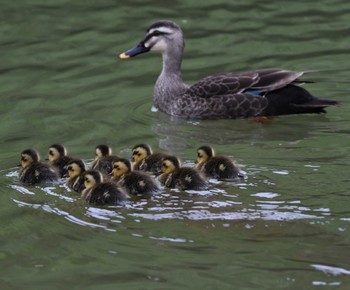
top-left (112, 158), bottom-right (132, 177)
top-left (94, 144), bottom-right (112, 160)
top-left (66, 159), bottom-right (86, 178)
top-left (83, 170), bottom-right (103, 190)
top-left (132, 144), bottom-right (152, 163)
top-left (161, 155), bottom-right (181, 174)
top-left (20, 149), bottom-right (40, 168)
top-left (48, 144), bottom-right (67, 162)
top-left (196, 145), bottom-right (215, 164)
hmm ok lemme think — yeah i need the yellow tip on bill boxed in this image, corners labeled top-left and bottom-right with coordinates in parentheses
top-left (119, 53), bottom-right (130, 59)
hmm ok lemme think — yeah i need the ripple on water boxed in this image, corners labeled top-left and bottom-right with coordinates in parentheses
top-left (3, 162), bottom-right (336, 233)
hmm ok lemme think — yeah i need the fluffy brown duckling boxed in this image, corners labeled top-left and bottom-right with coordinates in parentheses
top-left (19, 148), bottom-right (59, 185)
top-left (111, 157), bottom-right (160, 195)
top-left (132, 143), bottom-right (167, 173)
top-left (47, 144), bottom-right (74, 177)
top-left (159, 155), bottom-right (208, 190)
top-left (195, 145), bottom-right (241, 179)
top-left (81, 170), bottom-right (130, 205)
top-left (91, 144), bottom-right (119, 176)
top-left (65, 159), bottom-right (87, 193)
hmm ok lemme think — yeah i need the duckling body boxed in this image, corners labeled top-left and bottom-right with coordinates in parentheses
top-left (19, 149), bottom-right (59, 185)
top-left (120, 20), bottom-right (338, 119)
top-left (66, 159), bottom-right (87, 193)
top-left (91, 144), bottom-right (119, 176)
top-left (159, 155), bottom-right (208, 190)
top-left (132, 144), bottom-right (167, 173)
top-left (196, 145), bottom-right (241, 179)
top-left (47, 144), bottom-right (74, 177)
top-left (112, 157), bottom-right (159, 195)
top-left (82, 170), bottom-right (130, 205)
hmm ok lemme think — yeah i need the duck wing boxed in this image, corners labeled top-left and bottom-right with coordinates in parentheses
top-left (246, 68), bottom-right (310, 92)
top-left (187, 69), bottom-right (309, 98)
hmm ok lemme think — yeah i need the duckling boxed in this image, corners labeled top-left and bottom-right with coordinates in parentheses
top-left (81, 170), bottom-right (130, 205)
top-left (159, 155), bottom-right (208, 190)
top-left (111, 157), bottom-right (160, 195)
top-left (196, 145), bottom-right (241, 179)
top-left (18, 148), bottom-right (59, 185)
top-left (91, 144), bottom-right (119, 176)
top-left (47, 144), bottom-right (74, 177)
top-left (65, 159), bottom-right (87, 193)
top-left (132, 143), bottom-right (167, 173)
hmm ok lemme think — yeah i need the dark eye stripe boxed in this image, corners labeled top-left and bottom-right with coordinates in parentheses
top-left (144, 30), bottom-right (170, 43)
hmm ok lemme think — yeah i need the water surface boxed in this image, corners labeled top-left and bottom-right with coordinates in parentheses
top-left (1, 0), bottom-right (350, 289)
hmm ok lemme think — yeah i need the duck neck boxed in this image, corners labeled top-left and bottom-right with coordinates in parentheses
top-left (153, 46), bottom-right (188, 112)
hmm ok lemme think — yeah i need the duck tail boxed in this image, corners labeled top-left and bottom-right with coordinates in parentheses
top-left (264, 85), bottom-right (339, 116)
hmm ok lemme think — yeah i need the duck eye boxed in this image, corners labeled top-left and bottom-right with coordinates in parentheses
top-left (152, 30), bottom-right (162, 37)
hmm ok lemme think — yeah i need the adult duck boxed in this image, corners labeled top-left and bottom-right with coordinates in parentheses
top-left (119, 20), bottom-right (338, 119)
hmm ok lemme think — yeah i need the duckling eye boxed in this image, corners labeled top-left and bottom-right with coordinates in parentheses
top-left (162, 163), bottom-right (167, 168)
top-left (21, 157), bottom-right (27, 162)
top-left (197, 153), bottom-right (202, 158)
top-left (113, 165), bottom-right (119, 170)
top-left (67, 166), bottom-right (73, 171)
top-left (49, 150), bottom-right (54, 156)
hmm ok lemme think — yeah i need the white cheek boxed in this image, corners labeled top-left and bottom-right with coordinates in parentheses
top-left (150, 39), bottom-right (167, 52)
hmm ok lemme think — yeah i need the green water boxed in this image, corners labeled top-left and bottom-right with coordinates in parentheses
top-left (1, 0), bottom-right (350, 289)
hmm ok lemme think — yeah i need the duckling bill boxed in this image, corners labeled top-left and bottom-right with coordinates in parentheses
top-left (120, 20), bottom-right (338, 119)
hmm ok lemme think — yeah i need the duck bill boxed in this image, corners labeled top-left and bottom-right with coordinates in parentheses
top-left (119, 42), bottom-right (150, 59)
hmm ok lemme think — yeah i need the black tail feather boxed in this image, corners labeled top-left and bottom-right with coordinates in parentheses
top-left (263, 85), bottom-right (339, 116)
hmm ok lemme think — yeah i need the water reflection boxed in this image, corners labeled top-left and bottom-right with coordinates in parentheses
top-left (151, 111), bottom-right (336, 153)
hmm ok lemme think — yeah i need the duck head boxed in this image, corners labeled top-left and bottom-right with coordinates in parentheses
top-left (48, 144), bottom-right (67, 162)
top-left (94, 144), bottom-right (112, 161)
top-left (119, 20), bottom-right (184, 59)
top-left (161, 155), bottom-right (181, 174)
top-left (132, 144), bottom-right (152, 163)
top-left (19, 149), bottom-right (40, 168)
top-left (112, 158), bottom-right (132, 177)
